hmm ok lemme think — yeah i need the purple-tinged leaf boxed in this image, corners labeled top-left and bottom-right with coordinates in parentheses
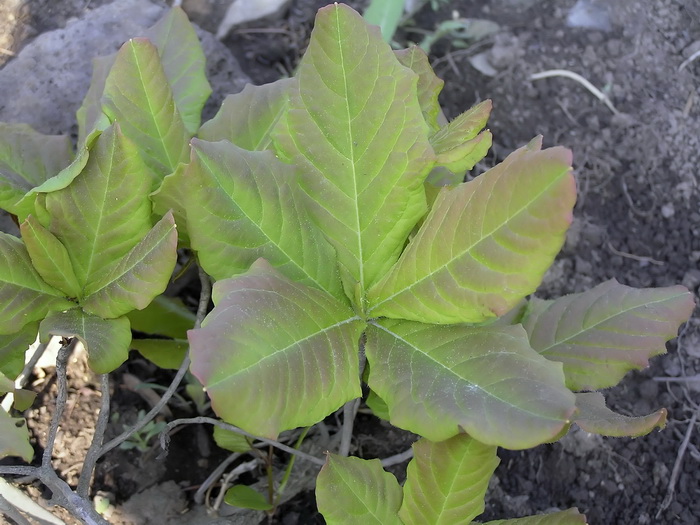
top-left (0, 233), bottom-right (74, 335)
top-left (316, 454), bottom-right (403, 525)
top-left (102, 38), bottom-right (190, 179)
top-left (0, 123), bottom-right (73, 218)
top-left (20, 215), bottom-right (81, 298)
top-left (400, 434), bottom-right (499, 524)
top-left (81, 212), bottom-right (178, 319)
top-left (0, 322), bottom-right (38, 379)
top-left (40, 309), bottom-right (131, 373)
top-left (365, 319), bottom-right (576, 448)
top-left (189, 259), bottom-right (364, 438)
top-left (394, 46), bottom-right (444, 133)
top-left (0, 408), bottom-right (33, 461)
top-left (199, 78), bottom-right (295, 151)
top-left (368, 143), bottom-right (575, 325)
top-left (182, 139), bottom-right (344, 298)
top-left (273, 4), bottom-right (435, 295)
top-left (143, 7), bottom-right (211, 135)
top-left (522, 279), bottom-right (695, 390)
top-left (43, 124), bottom-right (153, 292)
top-left (483, 508), bottom-right (587, 525)
top-left (573, 392), bottom-right (666, 437)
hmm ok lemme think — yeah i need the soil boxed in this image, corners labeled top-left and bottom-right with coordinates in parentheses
top-left (1, 0), bottom-right (699, 524)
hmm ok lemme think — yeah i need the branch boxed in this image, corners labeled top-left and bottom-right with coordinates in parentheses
top-left (76, 373), bottom-right (110, 497)
top-left (159, 417), bottom-right (325, 467)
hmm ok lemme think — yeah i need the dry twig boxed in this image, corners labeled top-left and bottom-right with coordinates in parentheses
top-left (529, 69), bottom-right (619, 115)
top-left (657, 412), bottom-right (698, 518)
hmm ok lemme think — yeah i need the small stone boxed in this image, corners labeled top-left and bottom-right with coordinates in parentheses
top-left (661, 203), bottom-right (675, 218)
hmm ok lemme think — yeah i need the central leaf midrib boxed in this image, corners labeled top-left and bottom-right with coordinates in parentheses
top-left (334, 7), bottom-right (364, 293)
top-left (369, 169), bottom-right (568, 312)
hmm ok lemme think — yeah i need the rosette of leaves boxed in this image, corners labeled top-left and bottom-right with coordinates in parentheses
top-left (153, 4), bottom-right (693, 522)
top-left (0, 8), bottom-right (209, 459)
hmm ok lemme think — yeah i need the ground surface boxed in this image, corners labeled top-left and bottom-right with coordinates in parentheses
top-left (1, 0), bottom-right (699, 524)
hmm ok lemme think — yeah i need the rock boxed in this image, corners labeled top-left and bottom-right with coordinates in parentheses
top-left (0, 0), bottom-right (249, 137)
top-left (216, 0), bottom-right (292, 39)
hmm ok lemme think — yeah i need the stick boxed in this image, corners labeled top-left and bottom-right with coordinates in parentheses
top-left (381, 447), bottom-right (414, 468)
top-left (529, 69), bottom-right (619, 115)
top-left (159, 417), bottom-right (325, 467)
top-left (76, 373), bottom-right (110, 497)
top-left (656, 412), bottom-right (697, 518)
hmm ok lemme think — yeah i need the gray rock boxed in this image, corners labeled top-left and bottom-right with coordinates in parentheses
top-left (0, 0), bottom-right (249, 137)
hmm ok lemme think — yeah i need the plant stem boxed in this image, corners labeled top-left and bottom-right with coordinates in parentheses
top-left (98, 267), bottom-right (211, 458)
top-left (42, 340), bottom-right (77, 468)
top-left (159, 417), bottom-right (325, 467)
top-left (76, 373), bottom-right (110, 498)
top-left (338, 398), bottom-right (360, 456)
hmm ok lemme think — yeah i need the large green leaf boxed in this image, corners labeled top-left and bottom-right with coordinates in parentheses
top-left (76, 54), bottom-right (115, 146)
top-left (0, 233), bottom-right (74, 335)
top-left (400, 434), bottom-right (499, 525)
top-left (143, 6), bottom-right (211, 134)
top-left (316, 454), bottom-right (403, 525)
top-left (20, 215), bottom-right (81, 298)
top-left (42, 124), bottom-right (153, 292)
top-left (0, 408), bottom-right (33, 461)
top-left (573, 391), bottom-right (666, 437)
top-left (130, 338), bottom-right (187, 370)
top-left (0, 123), bottom-right (73, 217)
top-left (198, 78), bottom-right (295, 150)
top-left (126, 294), bottom-right (195, 339)
top-left (81, 212), bottom-right (178, 319)
top-left (150, 161), bottom-right (190, 246)
top-left (522, 279), bottom-right (695, 390)
top-left (483, 508), bottom-right (587, 525)
top-left (273, 4), bottom-right (434, 296)
top-left (368, 141), bottom-right (575, 324)
top-left (182, 139), bottom-right (343, 297)
top-left (394, 46), bottom-right (444, 133)
top-left (0, 322), bottom-right (38, 378)
top-left (189, 259), bottom-right (365, 438)
top-left (363, 0), bottom-right (404, 42)
top-left (102, 38), bottom-right (190, 179)
top-left (365, 319), bottom-right (576, 448)
top-left (39, 309), bottom-right (131, 374)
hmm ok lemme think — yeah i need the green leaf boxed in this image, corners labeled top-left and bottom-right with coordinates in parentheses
top-left (102, 38), bottom-right (190, 179)
top-left (0, 123), bottom-right (73, 217)
top-left (76, 54), bottom-right (115, 146)
top-left (366, 389), bottom-right (390, 421)
top-left (273, 4), bottom-right (434, 296)
top-left (368, 142), bottom-right (575, 324)
top-left (151, 161), bottom-right (190, 246)
top-left (42, 124), bottom-right (154, 293)
top-left (143, 7), bottom-right (211, 135)
top-left (400, 434), bottom-right (499, 525)
top-left (0, 233), bottom-right (74, 334)
top-left (16, 129), bottom-right (103, 221)
top-left (39, 309), bottom-right (131, 374)
top-left (363, 0), bottom-right (404, 42)
top-left (522, 279), bottom-right (695, 390)
top-left (394, 46), bottom-right (444, 133)
top-left (182, 139), bottom-right (343, 298)
top-left (224, 485), bottom-right (272, 511)
top-left (20, 215), bottom-right (82, 298)
top-left (189, 259), bottom-right (365, 438)
top-left (573, 392), bottom-right (666, 437)
top-left (365, 319), bottom-right (576, 448)
top-left (483, 508), bottom-right (587, 525)
top-left (0, 322), bottom-right (38, 378)
top-left (81, 212), bottom-right (178, 319)
top-left (0, 408), bottom-right (33, 461)
top-left (316, 454), bottom-right (403, 525)
top-left (130, 338), bottom-right (187, 370)
top-left (213, 425), bottom-right (251, 453)
top-left (198, 78), bottom-right (295, 150)
top-left (126, 294), bottom-right (195, 339)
